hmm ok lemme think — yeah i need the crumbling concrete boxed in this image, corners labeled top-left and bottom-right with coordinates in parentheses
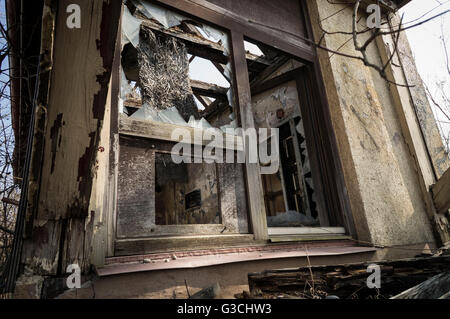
top-left (306, 0), bottom-right (445, 247)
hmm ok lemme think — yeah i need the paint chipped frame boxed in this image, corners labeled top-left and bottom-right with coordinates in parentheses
top-left (107, 0), bottom-right (356, 256)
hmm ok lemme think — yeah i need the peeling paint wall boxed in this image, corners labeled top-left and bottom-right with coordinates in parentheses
top-left (18, 0), bottom-right (122, 297)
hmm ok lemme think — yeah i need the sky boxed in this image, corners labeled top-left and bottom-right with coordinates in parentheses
top-left (399, 0), bottom-right (450, 147)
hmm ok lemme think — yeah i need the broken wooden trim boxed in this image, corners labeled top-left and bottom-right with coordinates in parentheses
top-left (194, 94), bottom-right (212, 109)
top-left (123, 98), bottom-right (142, 109)
top-left (118, 115), bottom-right (243, 150)
top-left (152, 0), bottom-right (315, 63)
top-left (431, 167), bottom-right (450, 214)
top-left (199, 99), bottom-right (230, 120)
top-left (391, 272), bottom-right (450, 299)
top-left (190, 79), bottom-right (228, 99)
top-left (250, 56), bottom-right (291, 88)
top-left (139, 13), bottom-right (277, 70)
top-left (190, 283), bottom-right (221, 299)
top-left (248, 255), bottom-right (450, 299)
top-left (123, 78), bottom-right (228, 109)
top-left (103, 240), bottom-right (376, 274)
top-left (140, 20), bottom-right (229, 65)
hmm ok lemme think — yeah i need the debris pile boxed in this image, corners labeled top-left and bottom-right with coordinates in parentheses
top-left (236, 252), bottom-right (450, 299)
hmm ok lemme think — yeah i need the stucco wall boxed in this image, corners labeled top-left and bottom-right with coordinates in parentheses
top-left (307, 0), bottom-right (440, 247)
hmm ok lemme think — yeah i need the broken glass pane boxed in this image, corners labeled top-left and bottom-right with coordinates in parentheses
top-left (120, 0), bottom-right (236, 131)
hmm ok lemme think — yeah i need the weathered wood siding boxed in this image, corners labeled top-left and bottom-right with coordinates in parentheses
top-left (22, 0), bottom-right (121, 276)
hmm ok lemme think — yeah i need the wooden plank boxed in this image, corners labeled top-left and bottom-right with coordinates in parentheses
top-left (432, 167), bottom-right (450, 214)
top-left (268, 227), bottom-right (346, 236)
top-left (116, 137), bottom-right (156, 238)
top-left (248, 255), bottom-right (450, 299)
top-left (190, 79), bottom-right (228, 99)
top-left (137, 16), bottom-right (274, 72)
top-left (199, 98), bottom-right (229, 119)
top-left (152, 0), bottom-right (315, 63)
top-left (118, 115), bottom-right (243, 150)
top-left (392, 272), bottom-right (450, 299)
top-left (231, 31), bottom-right (268, 241)
top-left (115, 234), bottom-right (256, 256)
top-left (123, 78), bottom-right (228, 108)
top-left (22, 0), bottom-right (121, 278)
top-left (194, 0), bottom-right (311, 58)
top-left (139, 19), bottom-right (229, 64)
top-left (194, 94), bottom-right (212, 109)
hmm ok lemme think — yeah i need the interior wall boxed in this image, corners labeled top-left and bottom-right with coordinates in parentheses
top-left (306, 0), bottom-right (438, 247)
top-left (155, 157), bottom-right (220, 225)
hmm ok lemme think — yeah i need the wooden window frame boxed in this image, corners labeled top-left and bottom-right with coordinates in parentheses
top-left (108, 0), bottom-right (356, 255)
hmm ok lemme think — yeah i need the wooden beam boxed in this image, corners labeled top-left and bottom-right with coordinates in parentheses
top-left (118, 115), bottom-right (243, 151)
top-left (123, 79), bottom-right (227, 109)
top-left (212, 62), bottom-right (231, 83)
top-left (136, 13), bottom-right (274, 71)
top-left (250, 56), bottom-right (290, 88)
top-left (152, 0), bottom-right (315, 63)
top-left (115, 234), bottom-right (256, 256)
top-left (140, 20), bottom-right (229, 64)
top-left (194, 94), bottom-right (212, 109)
top-left (391, 272), bottom-right (450, 299)
top-left (432, 167), bottom-right (450, 214)
top-left (190, 79), bottom-right (228, 99)
top-left (199, 98), bottom-right (230, 120)
top-left (123, 98), bottom-right (142, 109)
top-left (230, 31), bottom-right (268, 241)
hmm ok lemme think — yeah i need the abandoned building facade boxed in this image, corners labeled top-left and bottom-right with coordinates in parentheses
top-left (3, 0), bottom-right (450, 298)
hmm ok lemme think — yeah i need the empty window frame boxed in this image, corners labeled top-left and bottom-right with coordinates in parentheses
top-left (246, 37), bottom-right (343, 231)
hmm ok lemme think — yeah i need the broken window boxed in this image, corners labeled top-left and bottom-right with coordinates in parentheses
top-left (120, 0), bottom-right (236, 131)
top-left (116, 1), bottom-right (249, 239)
top-left (116, 136), bottom-right (249, 238)
top-left (154, 153), bottom-right (220, 225)
top-left (245, 38), bottom-right (321, 228)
